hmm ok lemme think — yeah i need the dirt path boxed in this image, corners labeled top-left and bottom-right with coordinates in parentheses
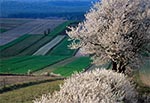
top-left (34, 57), bottom-right (78, 75)
top-left (33, 35), bottom-right (66, 55)
top-left (0, 75), bottom-right (61, 88)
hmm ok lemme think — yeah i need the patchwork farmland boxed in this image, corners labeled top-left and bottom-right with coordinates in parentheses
top-left (0, 18), bottom-right (66, 46)
top-left (33, 35), bottom-right (66, 56)
top-left (0, 18), bottom-right (149, 103)
top-left (0, 19), bottom-right (93, 103)
top-left (0, 19), bottom-right (92, 102)
top-left (0, 18), bottom-right (149, 79)
top-left (0, 18), bottom-right (91, 76)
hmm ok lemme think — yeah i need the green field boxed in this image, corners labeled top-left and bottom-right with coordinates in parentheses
top-left (53, 57), bottom-right (91, 77)
top-left (0, 21), bottom-right (75, 58)
top-left (16, 21), bottom-right (75, 56)
top-left (0, 80), bottom-right (63, 103)
top-left (18, 36), bottom-right (54, 56)
top-left (0, 55), bottom-right (68, 74)
top-left (0, 35), bottom-right (30, 51)
top-left (47, 37), bottom-right (77, 56)
top-left (0, 28), bottom-right (7, 33)
top-left (0, 21), bottom-right (80, 75)
top-left (0, 35), bottom-right (44, 58)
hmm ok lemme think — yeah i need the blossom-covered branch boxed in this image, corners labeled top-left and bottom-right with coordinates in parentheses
top-left (67, 0), bottom-right (150, 72)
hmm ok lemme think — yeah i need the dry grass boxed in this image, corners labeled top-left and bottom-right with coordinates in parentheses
top-left (0, 80), bottom-right (63, 103)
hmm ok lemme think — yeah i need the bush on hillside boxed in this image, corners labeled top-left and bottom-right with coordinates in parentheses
top-left (34, 69), bottom-right (137, 103)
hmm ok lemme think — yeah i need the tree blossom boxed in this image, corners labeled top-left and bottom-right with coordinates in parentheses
top-left (34, 69), bottom-right (137, 103)
top-left (67, 0), bottom-right (150, 72)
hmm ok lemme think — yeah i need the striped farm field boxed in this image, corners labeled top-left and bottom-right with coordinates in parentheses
top-left (0, 21), bottom-right (77, 58)
top-left (49, 21), bottom-right (75, 36)
top-left (53, 57), bottom-right (91, 77)
top-left (33, 35), bottom-right (66, 56)
top-left (32, 21), bottom-right (78, 56)
top-left (29, 20), bottom-right (65, 35)
top-left (0, 19), bottom-right (65, 46)
top-left (47, 37), bottom-right (77, 56)
top-left (13, 21), bottom-right (77, 56)
top-left (18, 35), bottom-right (54, 56)
top-left (0, 55), bottom-right (69, 74)
top-left (0, 20), bottom-right (82, 75)
top-left (0, 35), bottom-right (44, 58)
top-left (0, 34), bottom-right (30, 51)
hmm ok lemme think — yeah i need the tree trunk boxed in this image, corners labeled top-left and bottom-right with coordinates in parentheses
top-left (112, 61), bottom-right (117, 72)
top-left (112, 61), bottom-right (126, 73)
top-left (118, 62), bottom-right (126, 73)
top-left (121, 66), bottom-right (126, 73)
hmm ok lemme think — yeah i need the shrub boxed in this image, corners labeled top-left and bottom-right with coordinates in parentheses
top-left (34, 69), bottom-right (137, 103)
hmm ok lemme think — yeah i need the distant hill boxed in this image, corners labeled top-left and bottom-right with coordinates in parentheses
top-left (0, 1), bottom-right (98, 20)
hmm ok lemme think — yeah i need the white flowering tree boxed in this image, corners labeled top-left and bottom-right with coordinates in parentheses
top-left (67, 0), bottom-right (150, 73)
top-left (34, 69), bottom-right (137, 103)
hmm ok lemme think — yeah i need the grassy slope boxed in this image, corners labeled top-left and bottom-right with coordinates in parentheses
top-left (53, 57), bottom-right (91, 77)
top-left (0, 80), bottom-right (63, 103)
top-left (47, 37), bottom-right (77, 56)
top-left (0, 35), bottom-right (44, 58)
top-left (0, 21), bottom-right (74, 57)
top-left (0, 55), bottom-right (68, 74)
top-left (0, 34), bottom-right (30, 51)
top-left (18, 36), bottom-right (54, 56)
top-left (0, 21), bottom-right (80, 75)
top-left (17, 21), bottom-right (75, 56)
top-left (33, 57), bottom-right (78, 75)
